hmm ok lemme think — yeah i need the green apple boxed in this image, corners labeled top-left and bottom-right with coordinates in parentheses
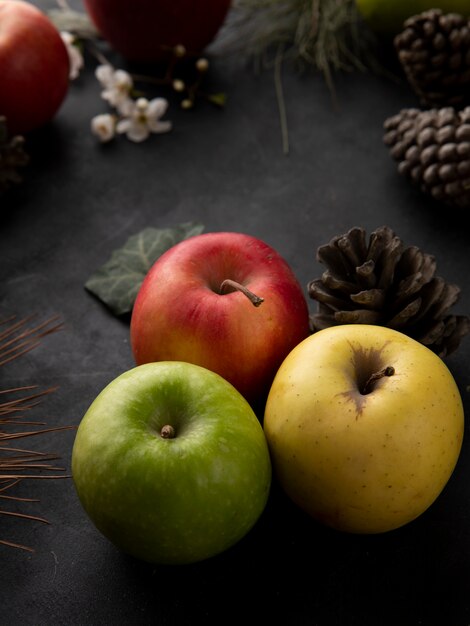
top-left (356, 0), bottom-right (470, 38)
top-left (264, 324), bottom-right (464, 534)
top-left (72, 361), bottom-right (272, 564)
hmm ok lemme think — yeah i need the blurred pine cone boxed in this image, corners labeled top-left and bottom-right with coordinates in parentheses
top-left (0, 116), bottom-right (29, 193)
top-left (308, 225), bottom-right (470, 357)
top-left (394, 9), bottom-right (470, 108)
top-left (383, 106), bottom-right (470, 208)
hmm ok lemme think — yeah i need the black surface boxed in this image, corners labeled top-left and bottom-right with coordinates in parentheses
top-left (2, 2), bottom-right (470, 625)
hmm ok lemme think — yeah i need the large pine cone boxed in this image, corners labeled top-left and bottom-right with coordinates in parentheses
top-left (308, 226), bottom-right (469, 357)
top-left (394, 9), bottom-right (470, 108)
top-left (383, 106), bottom-right (470, 209)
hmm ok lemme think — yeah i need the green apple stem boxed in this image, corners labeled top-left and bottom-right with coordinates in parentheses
top-left (362, 366), bottom-right (395, 395)
top-left (160, 424), bottom-right (176, 439)
top-left (219, 279), bottom-right (264, 307)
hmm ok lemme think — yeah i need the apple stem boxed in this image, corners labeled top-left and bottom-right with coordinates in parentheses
top-left (160, 424), bottom-right (176, 439)
top-left (219, 279), bottom-right (264, 307)
top-left (362, 366), bottom-right (395, 395)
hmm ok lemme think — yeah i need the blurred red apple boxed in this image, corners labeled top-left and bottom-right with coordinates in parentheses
top-left (83, 0), bottom-right (232, 63)
top-left (130, 232), bottom-right (311, 408)
top-left (0, 0), bottom-right (70, 135)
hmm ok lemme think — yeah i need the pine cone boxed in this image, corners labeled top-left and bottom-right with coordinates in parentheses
top-left (0, 116), bottom-right (29, 193)
top-left (308, 225), bottom-right (470, 357)
top-left (383, 106), bottom-right (470, 209)
top-left (394, 9), bottom-right (470, 108)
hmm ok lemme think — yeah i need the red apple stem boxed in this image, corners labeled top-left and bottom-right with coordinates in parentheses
top-left (160, 425), bottom-right (176, 439)
top-left (219, 279), bottom-right (264, 307)
top-left (362, 366), bottom-right (395, 395)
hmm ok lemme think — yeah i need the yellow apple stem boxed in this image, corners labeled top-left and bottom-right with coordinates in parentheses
top-left (362, 366), bottom-right (395, 395)
top-left (160, 425), bottom-right (176, 439)
top-left (219, 279), bottom-right (264, 307)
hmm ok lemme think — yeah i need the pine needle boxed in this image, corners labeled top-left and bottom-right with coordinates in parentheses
top-left (274, 44), bottom-right (289, 155)
top-left (213, 0), bottom-right (381, 153)
top-left (0, 538), bottom-right (35, 552)
top-left (215, 0), bottom-right (375, 78)
top-left (0, 314), bottom-right (71, 552)
top-left (0, 315), bottom-right (63, 366)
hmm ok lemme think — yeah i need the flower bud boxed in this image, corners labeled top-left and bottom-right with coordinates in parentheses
top-left (173, 44), bottom-right (186, 58)
top-left (196, 58), bottom-right (209, 73)
top-left (91, 114), bottom-right (116, 142)
top-left (172, 79), bottom-right (186, 92)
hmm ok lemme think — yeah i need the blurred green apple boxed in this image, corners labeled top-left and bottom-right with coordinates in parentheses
top-left (356, 0), bottom-right (470, 38)
top-left (72, 361), bottom-right (272, 564)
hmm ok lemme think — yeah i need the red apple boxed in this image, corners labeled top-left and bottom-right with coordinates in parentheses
top-left (0, 0), bottom-right (70, 135)
top-left (83, 0), bottom-right (232, 63)
top-left (130, 232), bottom-right (311, 407)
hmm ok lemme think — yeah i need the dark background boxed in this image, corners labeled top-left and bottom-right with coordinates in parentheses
top-left (1, 1), bottom-right (470, 624)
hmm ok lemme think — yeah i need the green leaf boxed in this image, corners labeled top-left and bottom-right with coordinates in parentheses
top-left (85, 222), bottom-right (205, 316)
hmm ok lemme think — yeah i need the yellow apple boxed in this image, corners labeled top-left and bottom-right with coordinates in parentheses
top-left (264, 324), bottom-right (464, 534)
top-left (356, 0), bottom-right (470, 38)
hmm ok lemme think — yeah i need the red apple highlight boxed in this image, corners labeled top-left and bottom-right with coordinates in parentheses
top-left (83, 0), bottom-right (232, 63)
top-left (0, 0), bottom-right (70, 135)
top-left (130, 232), bottom-right (310, 407)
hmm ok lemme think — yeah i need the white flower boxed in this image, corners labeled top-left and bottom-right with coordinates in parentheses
top-left (116, 97), bottom-right (172, 142)
top-left (95, 64), bottom-right (134, 113)
top-left (92, 66), bottom-right (172, 144)
top-left (95, 64), bottom-right (114, 87)
top-left (61, 31), bottom-right (84, 80)
top-left (91, 113), bottom-right (116, 142)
